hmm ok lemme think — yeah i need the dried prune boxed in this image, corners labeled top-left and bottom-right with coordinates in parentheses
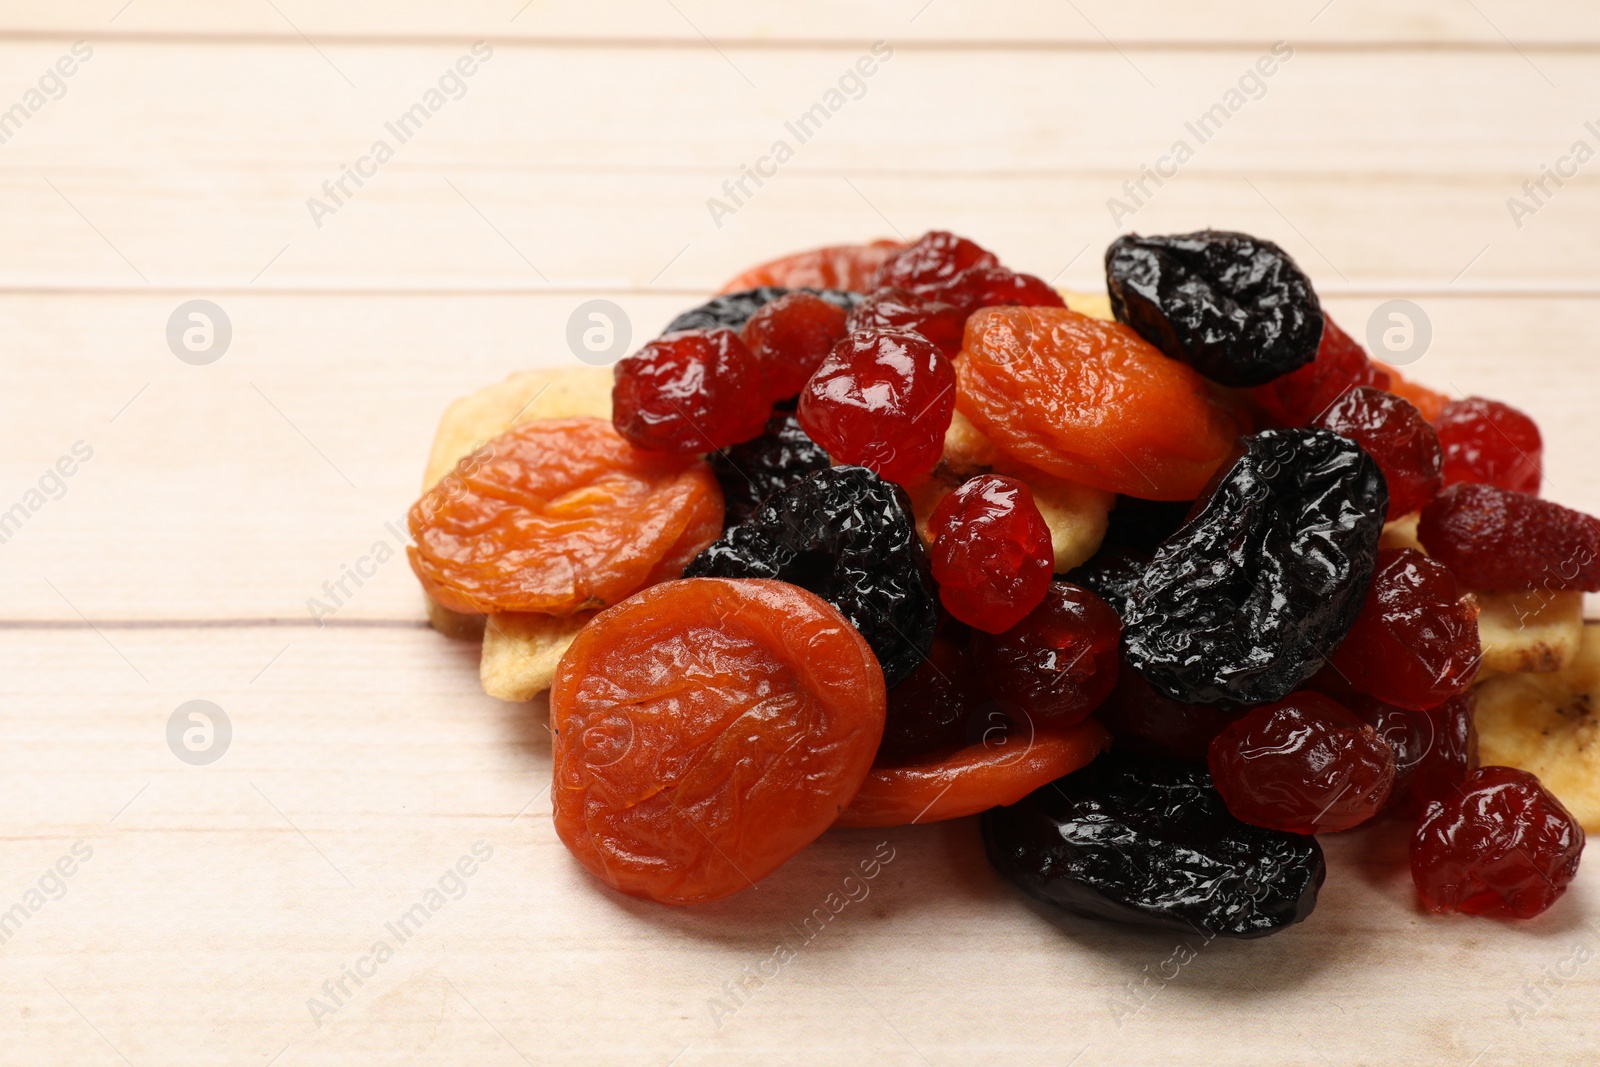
top-left (1436, 397), bottom-right (1543, 495)
top-left (1411, 765), bottom-right (1584, 919)
top-left (798, 328), bottom-right (955, 485)
top-left (1251, 316), bottom-right (1391, 427)
top-left (1311, 386), bottom-right (1442, 520)
top-left (1106, 230), bottom-right (1324, 388)
top-left (956, 306), bottom-right (1244, 500)
top-left (1062, 545), bottom-right (1150, 618)
top-left (1208, 692), bottom-right (1396, 834)
top-left (1418, 483), bottom-right (1600, 591)
top-left (929, 474), bottom-right (1055, 633)
top-left (551, 577), bottom-right (885, 904)
top-left (983, 751), bottom-right (1325, 938)
top-left (685, 466), bottom-right (938, 686)
top-left (1123, 428), bottom-right (1388, 705)
top-left (665, 287), bottom-right (861, 334)
top-left (709, 411), bottom-right (832, 528)
top-left (719, 240), bottom-right (903, 293)
top-left (880, 622), bottom-right (976, 759)
top-left (969, 581), bottom-right (1121, 726)
top-left (1102, 496), bottom-right (1196, 556)
top-left (1327, 548), bottom-right (1480, 710)
top-left (408, 418), bottom-right (723, 615)
top-left (1096, 666), bottom-right (1241, 763)
top-left (739, 291), bottom-right (849, 401)
top-left (611, 329), bottom-right (770, 453)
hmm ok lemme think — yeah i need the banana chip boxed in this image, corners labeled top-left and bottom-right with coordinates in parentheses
top-left (1059, 289), bottom-right (1115, 322)
top-left (480, 611), bottom-right (596, 703)
top-left (1476, 621), bottom-right (1600, 832)
top-left (1475, 590), bottom-right (1585, 677)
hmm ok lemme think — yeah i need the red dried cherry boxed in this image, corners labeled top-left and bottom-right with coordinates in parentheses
top-left (1328, 548), bottom-right (1479, 710)
top-left (929, 474), bottom-right (1054, 634)
top-left (1337, 692), bottom-right (1432, 815)
top-left (1311, 387), bottom-right (1442, 519)
top-left (933, 266), bottom-right (1066, 316)
top-left (1436, 397), bottom-right (1543, 496)
top-left (738, 291), bottom-right (848, 401)
top-left (1411, 765), bottom-right (1584, 919)
top-left (1250, 316), bottom-right (1391, 426)
top-left (969, 581), bottom-right (1121, 727)
top-left (612, 329), bottom-right (769, 454)
top-left (1208, 692), bottom-right (1396, 834)
top-left (1096, 665), bottom-right (1241, 763)
top-left (871, 230), bottom-right (998, 293)
top-left (845, 287), bottom-right (966, 357)
top-left (1418, 483), bottom-right (1600, 591)
top-left (798, 329), bottom-right (955, 485)
top-left (1402, 691), bottom-right (1478, 816)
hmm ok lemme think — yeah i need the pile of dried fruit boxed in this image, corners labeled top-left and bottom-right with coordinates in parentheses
top-left (409, 229), bottom-right (1593, 933)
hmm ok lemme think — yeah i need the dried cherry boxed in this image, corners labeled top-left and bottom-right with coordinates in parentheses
top-left (685, 466), bottom-right (938, 687)
top-left (1418, 483), bottom-right (1600, 591)
top-left (983, 752), bottom-right (1326, 938)
top-left (871, 230), bottom-right (998, 293)
top-left (666, 287), bottom-right (862, 335)
top-left (928, 474), bottom-right (1055, 633)
top-left (1096, 666), bottom-right (1241, 763)
top-left (708, 411), bottom-right (831, 528)
top-left (1436, 397), bottom-right (1543, 495)
top-left (1311, 386), bottom-right (1442, 519)
top-left (1403, 691), bottom-right (1478, 816)
top-left (845, 286), bottom-right (966, 357)
top-left (1251, 316), bottom-right (1391, 426)
top-left (969, 581), bottom-right (1121, 726)
top-left (718, 240), bottom-right (903, 294)
top-left (739, 291), bottom-right (849, 401)
top-left (408, 418), bottom-right (723, 616)
top-left (956, 306), bottom-right (1243, 500)
top-left (1124, 428), bottom-right (1388, 706)
top-left (612, 329), bottom-right (770, 453)
top-left (934, 265), bottom-right (1065, 316)
top-left (1411, 765), bottom-right (1584, 919)
top-left (1208, 692), bottom-right (1396, 834)
top-left (798, 329), bottom-right (955, 485)
top-left (1106, 230), bottom-right (1324, 387)
top-left (551, 578), bottom-right (885, 904)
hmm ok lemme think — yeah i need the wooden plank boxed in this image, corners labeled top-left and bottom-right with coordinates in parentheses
top-left (1, 624), bottom-right (1595, 1066)
top-left (0, 0), bottom-right (1597, 46)
top-left (1, 292), bottom-right (1595, 623)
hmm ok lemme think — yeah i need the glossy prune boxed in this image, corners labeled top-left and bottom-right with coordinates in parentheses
top-left (1124, 428), bottom-right (1388, 706)
top-left (685, 466), bottom-right (937, 687)
top-left (880, 624), bottom-right (976, 759)
top-left (1418, 483), bottom-right (1600, 592)
top-left (1062, 545), bottom-right (1150, 618)
top-left (709, 411), bottom-right (832, 528)
top-left (1106, 230), bottom-right (1324, 388)
top-left (983, 752), bottom-right (1326, 938)
top-left (1096, 665), bottom-right (1241, 763)
top-left (665, 287), bottom-right (861, 334)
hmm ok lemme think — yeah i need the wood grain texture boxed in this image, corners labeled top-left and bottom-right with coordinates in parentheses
top-left (1, 5), bottom-right (1597, 1064)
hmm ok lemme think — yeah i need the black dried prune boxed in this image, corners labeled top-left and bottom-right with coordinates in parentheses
top-left (665, 287), bottom-right (862, 334)
top-left (1062, 545), bottom-right (1149, 618)
top-left (684, 465), bottom-right (937, 686)
top-left (1124, 428), bottom-right (1387, 706)
top-left (1102, 495), bottom-right (1195, 556)
top-left (1106, 230), bottom-right (1324, 388)
top-left (983, 752), bottom-right (1324, 938)
top-left (710, 412), bottom-right (832, 528)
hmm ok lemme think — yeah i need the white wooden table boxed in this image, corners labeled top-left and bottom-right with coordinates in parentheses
top-left (1, 3), bottom-right (1597, 1064)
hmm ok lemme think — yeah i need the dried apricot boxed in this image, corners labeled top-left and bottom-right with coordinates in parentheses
top-left (837, 717), bottom-right (1108, 827)
top-left (1375, 361), bottom-right (1449, 423)
top-left (719, 240), bottom-right (903, 293)
top-left (408, 418), bottom-right (722, 616)
top-left (551, 578), bottom-right (886, 903)
top-left (956, 306), bottom-right (1243, 500)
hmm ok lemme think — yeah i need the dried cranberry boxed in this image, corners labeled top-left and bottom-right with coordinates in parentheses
top-left (1312, 387), bottom-right (1442, 519)
top-left (1208, 692), bottom-right (1396, 834)
top-left (846, 287), bottom-right (966, 357)
top-left (738, 291), bottom-right (848, 401)
top-left (929, 475), bottom-right (1054, 634)
top-left (880, 623), bottom-right (976, 760)
top-left (1251, 317), bottom-right (1391, 426)
top-left (934, 266), bottom-right (1065, 316)
top-left (612, 329), bottom-right (769, 454)
top-left (1328, 549), bottom-right (1479, 710)
top-left (1097, 666), bottom-right (1241, 763)
top-left (871, 230), bottom-right (998, 293)
top-left (1402, 691), bottom-right (1478, 816)
top-left (969, 581), bottom-right (1120, 727)
top-left (1411, 765), bottom-right (1584, 919)
top-left (1418, 483), bottom-right (1600, 591)
top-left (1436, 397), bottom-right (1543, 496)
top-left (798, 329), bottom-right (955, 485)
top-left (1337, 692), bottom-right (1432, 815)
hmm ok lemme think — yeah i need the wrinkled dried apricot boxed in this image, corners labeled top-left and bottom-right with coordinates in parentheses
top-left (719, 240), bottom-right (904, 293)
top-left (551, 578), bottom-right (886, 904)
top-left (956, 306), bottom-right (1243, 499)
top-left (408, 418), bottom-right (722, 616)
top-left (836, 717), bottom-right (1108, 827)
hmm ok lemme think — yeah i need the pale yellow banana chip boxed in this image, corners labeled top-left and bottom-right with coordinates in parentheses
top-left (1059, 289), bottom-right (1115, 322)
top-left (1476, 621), bottom-right (1600, 832)
top-left (480, 611), bottom-right (596, 703)
top-left (1475, 590), bottom-right (1585, 677)
top-left (1379, 511), bottom-right (1423, 553)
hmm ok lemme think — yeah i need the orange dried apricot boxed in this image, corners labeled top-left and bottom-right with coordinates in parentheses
top-left (407, 417), bottom-right (721, 616)
top-left (1375, 360), bottom-right (1450, 423)
top-left (718, 239), bottom-right (903, 293)
top-left (956, 307), bottom-right (1242, 500)
top-left (837, 718), bottom-right (1108, 828)
top-left (551, 578), bottom-right (885, 903)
